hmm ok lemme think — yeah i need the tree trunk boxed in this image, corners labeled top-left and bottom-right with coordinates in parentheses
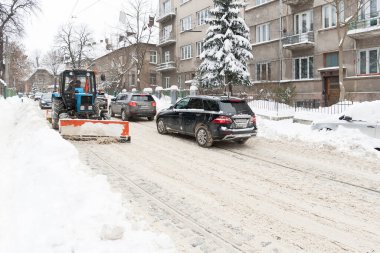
top-left (0, 30), bottom-right (4, 80)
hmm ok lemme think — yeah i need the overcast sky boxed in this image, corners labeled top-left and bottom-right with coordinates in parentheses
top-left (23, 0), bottom-right (157, 57)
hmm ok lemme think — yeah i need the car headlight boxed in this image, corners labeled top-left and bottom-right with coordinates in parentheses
top-left (88, 106), bottom-right (93, 110)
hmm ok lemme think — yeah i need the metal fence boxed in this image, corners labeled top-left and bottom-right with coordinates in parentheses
top-left (247, 98), bottom-right (353, 115)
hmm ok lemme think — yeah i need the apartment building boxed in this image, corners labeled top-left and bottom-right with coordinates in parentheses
top-left (157, 0), bottom-right (380, 103)
top-left (156, 0), bottom-right (213, 88)
top-left (91, 43), bottom-right (158, 92)
top-left (246, 0), bottom-right (380, 105)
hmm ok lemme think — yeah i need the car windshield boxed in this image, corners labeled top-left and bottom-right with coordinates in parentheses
top-left (132, 95), bottom-right (154, 102)
top-left (42, 93), bottom-right (52, 100)
top-left (220, 100), bottom-right (252, 115)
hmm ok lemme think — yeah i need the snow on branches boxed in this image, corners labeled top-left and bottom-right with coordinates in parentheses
top-left (198, 0), bottom-right (253, 89)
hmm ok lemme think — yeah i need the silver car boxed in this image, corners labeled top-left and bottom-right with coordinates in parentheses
top-left (109, 93), bottom-right (157, 121)
top-left (311, 115), bottom-right (380, 139)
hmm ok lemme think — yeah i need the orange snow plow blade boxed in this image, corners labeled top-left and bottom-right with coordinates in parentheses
top-left (59, 119), bottom-right (130, 142)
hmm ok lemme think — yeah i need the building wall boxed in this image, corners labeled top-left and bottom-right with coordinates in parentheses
top-left (26, 69), bottom-right (55, 93)
top-left (157, 0), bottom-right (380, 102)
top-left (92, 43), bottom-right (157, 92)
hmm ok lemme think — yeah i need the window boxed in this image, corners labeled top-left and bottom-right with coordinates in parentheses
top-left (358, 48), bottom-right (379, 75)
top-left (180, 15), bottom-right (192, 32)
top-left (187, 98), bottom-right (203, 109)
top-left (322, 2), bottom-right (344, 29)
top-left (162, 0), bottom-right (171, 14)
top-left (181, 44), bottom-right (192, 60)
top-left (197, 8), bottom-right (210, 26)
top-left (294, 10), bottom-right (313, 34)
top-left (162, 25), bottom-right (172, 40)
top-left (175, 97), bottom-right (190, 109)
top-left (294, 56), bottom-right (314, 79)
top-left (180, 0), bottom-right (190, 4)
top-left (359, 0), bottom-right (380, 27)
top-left (164, 51), bottom-right (170, 62)
top-left (150, 73), bottom-right (157, 85)
top-left (131, 73), bottom-right (136, 85)
top-left (196, 41), bottom-right (205, 56)
top-left (164, 77), bottom-right (170, 88)
top-left (325, 52), bottom-right (339, 67)
top-left (256, 0), bottom-right (268, 5)
top-left (256, 62), bottom-right (271, 81)
top-left (256, 23), bottom-right (270, 43)
top-left (149, 51), bottom-right (157, 64)
top-left (203, 99), bottom-right (220, 111)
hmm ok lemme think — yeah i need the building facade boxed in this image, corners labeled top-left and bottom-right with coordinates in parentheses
top-left (246, 0), bottom-right (380, 105)
top-left (91, 43), bottom-right (158, 93)
top-left (157, 0), bottom-right (380, 103)
top-left (156, 0), bottom-right (213, 89)
top-left (26, 69), bottom-right (55, 93)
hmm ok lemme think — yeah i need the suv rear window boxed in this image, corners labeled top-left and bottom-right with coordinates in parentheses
top-left (220, 100), bottom-right (252, 115)
top-left (132, 95), bottom-right (154, 102)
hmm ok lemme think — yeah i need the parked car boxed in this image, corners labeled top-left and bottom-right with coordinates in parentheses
top-left (109, 92), bottom-right (156, 121)
top-left (311, 115), bottom-right (380, 139)
top-left (156, 95), bottom-right (257, 147)
top-left (39, 93), bottom-right (52, 109)
top-left (34, 92), bottom-right (43, 101)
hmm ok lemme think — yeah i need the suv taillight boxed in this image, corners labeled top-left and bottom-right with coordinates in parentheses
top-left (212, 116), bottom-right (232, 124)
top-left (250, 115), bottom-right (256, 125)
top-left (128, 101), bottom-right (137, 107)
top-left (152, 101), bottom-right (156, 107)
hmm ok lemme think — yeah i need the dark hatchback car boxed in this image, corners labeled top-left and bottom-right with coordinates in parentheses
top-left (109, 93), bottom-right (156, 121)
top-left (156, 95), bottom-right (257, 147)
top-left (39, 92), bottom-right (52, 109)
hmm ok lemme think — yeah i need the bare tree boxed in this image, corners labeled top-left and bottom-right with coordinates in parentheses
top-left (0, 0), bottom-right (39, 80)
top-left (9, 42), bottom-right (32, 91)
top-left (55, 23), bottom-right (93, 69)
top-left (119, 0), bottom-right (156, 91)
top-left (42, 49), bottom-right (63, 76)
top-left (323, 0), bottom-right (370, 101)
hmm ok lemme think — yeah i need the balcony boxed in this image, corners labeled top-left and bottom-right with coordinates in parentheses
top-left (348, 12), bottom-right (380, 39)
top-left (156, 61), bottom-right (176, 72)
top-left (282, 31), bottom-right (315, 50)
top-left (283, 0), bottom-right (309, 6)
top-left (156, 8), bottom-right (176, 23)
top-left (157, 33), bottom-right (176, 47)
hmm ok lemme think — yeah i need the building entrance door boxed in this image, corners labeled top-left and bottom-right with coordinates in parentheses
top-left (324, 76), bottom-right (340, 106)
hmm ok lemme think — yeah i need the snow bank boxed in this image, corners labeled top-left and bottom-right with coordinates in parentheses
top-left (343, 100), bottom-right (380, 122)
top-left (0, 97), bottom-right (175, 253)
top-left (258, 118), bottom-right (380, 157)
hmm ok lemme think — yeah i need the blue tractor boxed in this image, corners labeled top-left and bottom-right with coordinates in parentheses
top-left (51, 69), bottom-right (110, 130)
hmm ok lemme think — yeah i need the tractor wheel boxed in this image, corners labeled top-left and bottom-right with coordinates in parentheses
top-left (52, 99), bottom-right (64, 130)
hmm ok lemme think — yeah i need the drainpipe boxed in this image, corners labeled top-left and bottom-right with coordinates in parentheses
top-left (279, 0), bottom-right (283, 85)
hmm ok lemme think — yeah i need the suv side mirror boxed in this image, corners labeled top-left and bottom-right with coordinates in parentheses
top-left (111, 98), bottom-right (116, 102)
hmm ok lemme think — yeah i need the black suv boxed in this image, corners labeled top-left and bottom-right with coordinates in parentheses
top-left (156, 95), bottom-right (257, 147)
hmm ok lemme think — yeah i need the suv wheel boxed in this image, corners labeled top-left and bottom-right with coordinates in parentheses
top-left (121, 110), bottom-right (129, 121)
top-left (147, 116), bottom-right (154, 121)
top-left (195, 125), bottom-right (213, 147)
top-left (157, 118), bottom-right (168, 134)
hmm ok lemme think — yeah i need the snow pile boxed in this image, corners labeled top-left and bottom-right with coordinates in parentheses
top-left (153, 95), bottom-right (171, 114)
top-left (258, 118), bottom-right (380, 157)
top-left (343, 100), bottom-right (380, 122)
top-left (0, 97), bottom-right (175, 253)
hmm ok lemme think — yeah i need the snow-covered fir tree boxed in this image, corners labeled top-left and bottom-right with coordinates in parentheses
top-left (198, 0), bottom-right (253, 95)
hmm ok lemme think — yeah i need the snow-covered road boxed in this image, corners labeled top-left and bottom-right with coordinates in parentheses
top-left (73, 120), bottom-right (380, 253)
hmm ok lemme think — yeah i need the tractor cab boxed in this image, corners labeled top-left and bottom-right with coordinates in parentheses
top-left (60, 70), bottom-right (97, 114)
